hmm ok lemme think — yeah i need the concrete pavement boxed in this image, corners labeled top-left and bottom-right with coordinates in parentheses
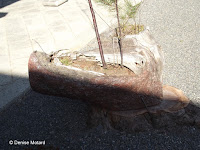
top-left (0, 0), bottom-right (117, 109)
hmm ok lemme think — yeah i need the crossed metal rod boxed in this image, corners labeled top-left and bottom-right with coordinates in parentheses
top-left (87, 0), bottom-right (123, 68)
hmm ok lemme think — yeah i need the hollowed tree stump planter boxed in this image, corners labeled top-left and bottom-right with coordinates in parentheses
top-left (28, 28), bottom-right (189, 132)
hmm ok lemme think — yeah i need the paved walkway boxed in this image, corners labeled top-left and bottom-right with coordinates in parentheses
top-left (0, 0), bottom-right (117, 109)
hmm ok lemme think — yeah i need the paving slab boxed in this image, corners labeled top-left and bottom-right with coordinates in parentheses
top-left (0, 56), bottom-right (12, 86)
top-left (42, 0), bottom-right (68, 7)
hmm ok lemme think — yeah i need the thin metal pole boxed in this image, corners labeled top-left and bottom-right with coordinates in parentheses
top-left (115, 0), bottom-right (123, 66)
top-left (88, 0), bottom-right (106, 68)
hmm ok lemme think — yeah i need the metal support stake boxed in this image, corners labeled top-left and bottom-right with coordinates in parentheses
top-left (115, 0), bottom-right (123, 67)
top-left (88, 0), bottom-right (107, 68)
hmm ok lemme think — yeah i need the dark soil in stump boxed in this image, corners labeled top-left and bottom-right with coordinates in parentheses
top-left (59, 56), bottom-right (135, 76)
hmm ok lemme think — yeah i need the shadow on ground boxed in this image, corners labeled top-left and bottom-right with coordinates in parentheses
top-left (0, 0), bottom-right (19, 8)
top-left (0, 73), bottom-right (30, 110)
top-left (0, 12), bottom-right (7, 18)
top-left (0, 73), bottom-right (200, 149)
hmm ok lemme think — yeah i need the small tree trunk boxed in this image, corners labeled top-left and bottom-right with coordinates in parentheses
top-left (115, 0), bottom-right (123, 66)
top-left (88, 0), bottom-right (106, 68)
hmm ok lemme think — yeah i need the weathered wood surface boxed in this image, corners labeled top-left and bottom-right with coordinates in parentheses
top-left (28, 51), bottom-right (162, 111)
top-left (81, 28), bottom-right (163, 79)
top-left (28, 28), bottom-right (189, 112)
top-left (28, 27), bottom-right (190, 132)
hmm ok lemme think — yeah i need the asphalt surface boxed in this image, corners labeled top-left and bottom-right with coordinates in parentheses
top-left (0, 0), bottom-right (200, 149)
top-left (139, 0), bottom-right (200, 103)
top-left (0, 90), bottom-right (200, 150)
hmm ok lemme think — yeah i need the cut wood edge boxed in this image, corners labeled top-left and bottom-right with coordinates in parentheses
top-left (110, 85), bottom-right (189, 117)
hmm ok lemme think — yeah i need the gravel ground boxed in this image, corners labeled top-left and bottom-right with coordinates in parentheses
top-left (138, 0), bottom-right (200, 103)
top-left (0, 90), bottom-right (200, 150)
top-left (0, 0), bottom-right (200, 149)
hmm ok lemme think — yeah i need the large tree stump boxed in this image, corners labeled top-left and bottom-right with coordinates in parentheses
top-left (87, 85), bottom-right (189, 132)
top-left (81, 27), bottom-right (189, 131)
top-left (28, 27), bottom-right (189, 132)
